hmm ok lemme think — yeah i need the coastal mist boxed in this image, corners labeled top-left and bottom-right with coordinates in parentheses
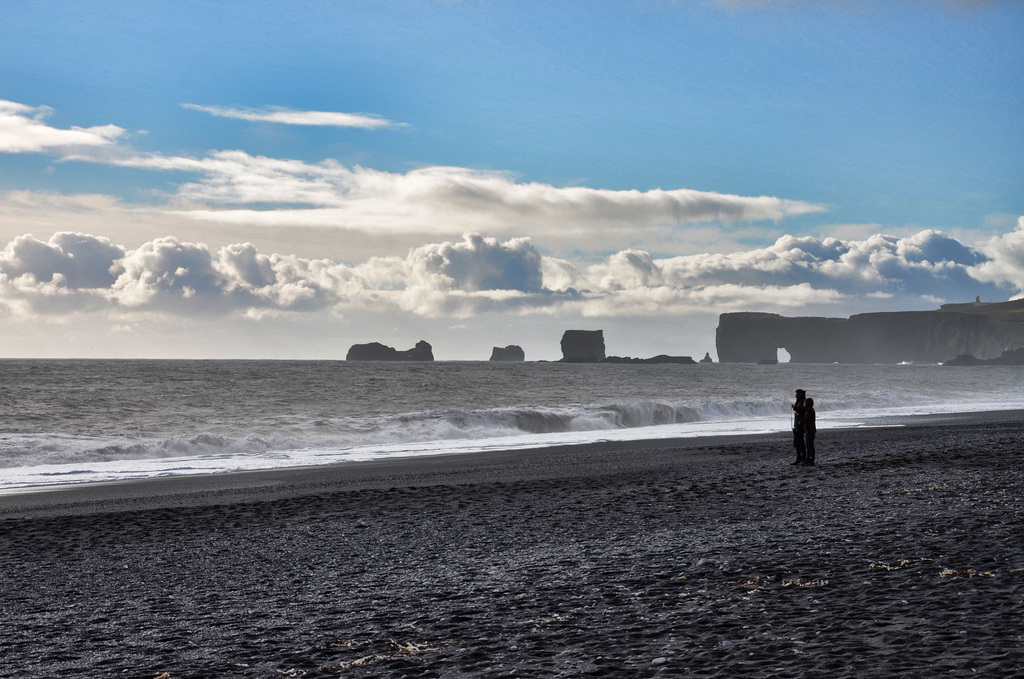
top-left (1, 359), bottom-right (1022, 491)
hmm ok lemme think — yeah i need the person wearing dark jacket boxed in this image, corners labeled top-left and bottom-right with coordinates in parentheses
top-left (791, 389), bottom-right (807, 465)
top-left (802, 397), bottom-right (816, 465)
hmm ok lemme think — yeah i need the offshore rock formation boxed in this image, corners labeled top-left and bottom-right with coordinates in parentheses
top-left (716, 300), bottom-right (1024, 364)
top-left (560, 330), bottom-right (606, 362)
top-left (700, 353), bottom-right (714, 364)
top-left (603, 354), bottom-right (696, 364)
top-left (559, 330), bottom-right (694, 364)
top-left (490, 345), bottom-right (525, 362)
top-left (346, 340), bottom-right (434, 361)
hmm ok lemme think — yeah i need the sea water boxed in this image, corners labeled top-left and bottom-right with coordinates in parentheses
top-left (1, 359), bottom-right (1021, 491)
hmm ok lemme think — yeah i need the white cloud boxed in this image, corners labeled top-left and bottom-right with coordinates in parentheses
top-left (540, 228), bottom-right (1014, 313)
top-left (2, 226), bottom-right (1019, 325)
top-left (0, 232), bottom-right (124, 289)
top-left (618, 230), bottom-right (987, 301)
top-left (405, 234), bottom-right (544, 293)
top-left (182, 104), bottom-right (402, 129)
top-left (0, 100), bottom-right (124, 153)
top-left (2, 102), bottom-right (1018, 323)
top-left (91, 150), bottom-right (825, 237)
top-left (111, 237), bottom-right (236, 310)
top-left (0, 232), bottom-right (125, 314)
top-left (3, 99), bottom-right (823, 252)
top-left (970, 216), bottom-right (1024, 290)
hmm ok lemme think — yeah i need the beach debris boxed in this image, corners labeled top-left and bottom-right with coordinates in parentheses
top-left (888, 484), bottom-right (949, 495)
top-left (313, 638), bottom-right (441, 673)
top-left (874, 561), bottom-right (994, 578)
top-left (938, 568), bottom-right (993, 578)
top-left (869, 559), bottom-right (927, 571)
top-left (524, 612), bottom-right (577, 625)
top-left (739, 574), bottom-right (828, 590)
top-left (151, 674), bottom-right (170, 679)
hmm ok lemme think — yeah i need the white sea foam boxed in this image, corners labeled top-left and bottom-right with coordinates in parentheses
top-left (1, 360), bottom-right (1022, 491)
top-left (0, 416), bottom-right (792, 490)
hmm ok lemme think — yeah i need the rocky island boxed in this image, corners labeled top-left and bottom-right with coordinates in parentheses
top-left (489, 345), bottom-right (525, 362)
top-left (559, 330), bottom-right (606, 362)
top-left (559, 330), bottom-right (695, 364)
top-left (346, 340), bottom-right (435, 361)
top-left (602, 354), bottom-right (696, 365)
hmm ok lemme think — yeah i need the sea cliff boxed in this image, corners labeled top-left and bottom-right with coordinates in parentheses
top-left (716, 300), bottom-right (1024, 364)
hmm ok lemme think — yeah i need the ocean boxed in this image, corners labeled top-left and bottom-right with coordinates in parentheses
top-left (1, 359), bottom-right (1021, 491)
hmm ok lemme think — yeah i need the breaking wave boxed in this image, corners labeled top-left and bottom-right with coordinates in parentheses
top-left (0, 398), bottom-right (787, 469)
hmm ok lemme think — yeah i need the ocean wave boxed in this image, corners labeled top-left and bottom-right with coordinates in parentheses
top-left (6, 383), bottom-right (1023, 473)
top-left (0, 398), bottom-right (788, 469)
top-left (0, 432), bottom-right (269, 469)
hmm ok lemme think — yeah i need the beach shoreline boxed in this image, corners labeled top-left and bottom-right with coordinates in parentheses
top-left (1, 412), bottom-right (1022, 677)
top-left (2, 409), bottom-right (1021, 518)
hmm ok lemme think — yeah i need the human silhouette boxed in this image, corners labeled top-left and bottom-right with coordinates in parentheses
top-left (802, 397), bottom-right (816, 465)
top-left (791, 389), bottom-right (806, 465)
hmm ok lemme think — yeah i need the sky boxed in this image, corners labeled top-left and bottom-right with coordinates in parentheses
top-left (1, 0), bottom-right (1022, 360)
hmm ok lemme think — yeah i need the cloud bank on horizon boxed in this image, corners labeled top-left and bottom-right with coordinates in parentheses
top-left (2, 221), bottom-right (1022, 324)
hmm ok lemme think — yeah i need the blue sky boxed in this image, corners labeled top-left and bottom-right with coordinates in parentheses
top-left (1, 0), bottom-right (1022, 359)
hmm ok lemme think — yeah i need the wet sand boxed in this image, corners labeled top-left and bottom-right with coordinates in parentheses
top-left (1, 414), bottom-right (1022, 678)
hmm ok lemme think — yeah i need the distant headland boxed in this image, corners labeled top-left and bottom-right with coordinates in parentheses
top-left (943, 348), bottom-right (1024, 367)
top-left (715, 299), bottom-right (1024, 365)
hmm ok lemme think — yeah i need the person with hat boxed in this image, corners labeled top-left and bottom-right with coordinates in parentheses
top-left (791, 389), bottom-right (807, 465)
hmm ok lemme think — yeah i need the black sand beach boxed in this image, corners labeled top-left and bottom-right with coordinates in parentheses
top-left (1, 415), bottom-right (1022, 678)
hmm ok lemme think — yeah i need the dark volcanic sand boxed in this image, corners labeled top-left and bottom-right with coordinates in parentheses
top-left (1, 416), bottom-right (1022, 678)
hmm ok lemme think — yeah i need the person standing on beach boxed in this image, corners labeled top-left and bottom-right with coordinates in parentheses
top-left (791, 389), bottom-right (807, 465)
top-left (802, 397), bottom-right (816, 466)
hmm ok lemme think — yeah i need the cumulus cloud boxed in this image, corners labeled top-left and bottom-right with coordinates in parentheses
top-left (2, 226), bottom-right (1020, 323)
top-left (587, 229), bottom-right (1000, 303)
top-left (0, 232), bottom-right (124, 288)
top-left (0, 100), bottom-right (125, 153)
top-left (406, 234), bottom-right (544, 293)
top-left (970, 216), bottom-right (1024, 295)
top-left (111, 237), bottom-right (236, 310)
top-left (0, 232), bottom-right (125, 314)
top-left (182, 104), bottom-right (402, 129)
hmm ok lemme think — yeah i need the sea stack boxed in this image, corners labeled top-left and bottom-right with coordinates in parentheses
top-left (489, 345), bottom-right (525, 362)
top-left (560, 330), bottom-right (606, 362)
top-left (346, 340), bottom-right (435, 361)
